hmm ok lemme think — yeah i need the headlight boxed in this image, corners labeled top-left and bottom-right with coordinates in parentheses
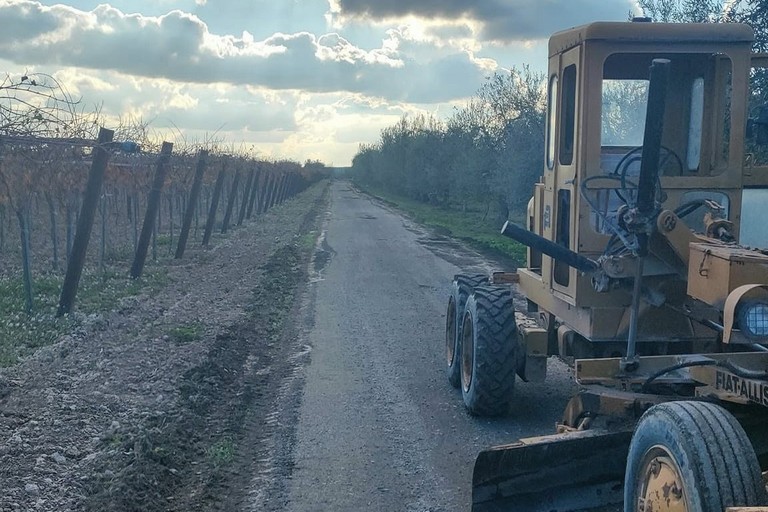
top-left (738, 300), bottom-right (768, 338)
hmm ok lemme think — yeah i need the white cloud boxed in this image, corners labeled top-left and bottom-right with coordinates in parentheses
top-left (2, 0), bottom-right (611, 164)
top-left (329, 0), bottom-right (636, 42)
top-left (0, 0), bottom-right (491, 104)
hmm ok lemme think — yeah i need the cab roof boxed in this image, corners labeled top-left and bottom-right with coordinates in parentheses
top-left (549, 21), bottom-right (755, 57)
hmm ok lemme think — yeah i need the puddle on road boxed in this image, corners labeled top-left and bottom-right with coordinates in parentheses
top-left (418, 233), bottom-right (516, 272)
top-left (310, 229), bottom-right (336, 281)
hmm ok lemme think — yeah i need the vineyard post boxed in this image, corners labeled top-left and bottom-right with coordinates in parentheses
top-left (202, 157), bottom-right (227, 246)
top-left (287, 172), bottom-right (299, 197)
top-left (132, 193), bottom-right (139, 251)
top-left (45, 192), bottom-right (59, 271)
top-left (237, 166), bottom-right (255, 226)
top-left (16, 203), bottom-right (33, 314)
top-left (175, 149), bottom-right (208, 259)
top-left (275, 173), bottom-right (287, 207)
top-left (287, 173), bottom-right (297, 199)
top-left (275, 174), bottom-right (286, 205)
top-left (247, 168), bottom-right (262, 218)
top-left (130, 142), bottom-right (173, 279)
top-left (263, 173), bottom-right (275, 211)
top-left (256, 173), bottom-right (269, 214)
top-left (57, 128), bottom-right (114, 317)
top-left (286, 173), bottom-right (295, 201)
top-left (268, 173), bottom-right (282, 209)
top-left (99, 194), bottom-right (107, 270)
top-left (269, 172), bottom-right (281, 209)
top-left (221, 162), bottom-right (241, 234)
top-left (167, 193), bottom-right (173, 255)
top-left (278, 173), bottom-right (290, 203)
top-left (292, 173), bottom-right (301, 196)
top-left (65, 194), bottom-right (74, 258)
top-left (260, 173), bottom-right (275, 213)
top-left (284, 173), bottom-right (294, 201)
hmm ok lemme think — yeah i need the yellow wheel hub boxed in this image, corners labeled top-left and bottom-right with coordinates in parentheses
top-left (636, 452), bottom-right (688, 512)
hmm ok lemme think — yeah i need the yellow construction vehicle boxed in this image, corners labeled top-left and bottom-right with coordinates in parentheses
top-left (444, 18), bottom-right (768, 511)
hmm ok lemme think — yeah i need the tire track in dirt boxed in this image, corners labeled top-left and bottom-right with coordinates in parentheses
top-left (77, 184), bottom-right (331, 512)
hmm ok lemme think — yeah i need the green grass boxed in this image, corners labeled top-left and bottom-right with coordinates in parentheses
top-left (355, 183), bottom-right (526, 264)
top-left (0, 266), bottom-right (169, 367)
top-left (296, 232), bottom-right (318, 250)
top-left (168, 322), bottom-right (204, 344)
top-left (206, 437), bottom-right (236, 467)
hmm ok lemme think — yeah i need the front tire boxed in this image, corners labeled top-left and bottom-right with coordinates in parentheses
top-left (460, 286), bottom-right (518, 416)
top-left (624, 401), bottom-right (765, 512)
top-left (445, 274), bottom-right (488, 388)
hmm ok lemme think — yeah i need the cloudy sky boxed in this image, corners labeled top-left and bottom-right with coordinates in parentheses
top-left (0, 0), bottom-right (642, 165)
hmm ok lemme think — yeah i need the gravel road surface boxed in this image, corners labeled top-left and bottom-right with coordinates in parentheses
top-left (256, 181), bottom-right (581, 511)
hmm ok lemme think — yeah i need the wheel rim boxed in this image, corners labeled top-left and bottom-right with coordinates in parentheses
top-left (634, 447), bottom-right (689, 512)
top-left (461, 312), bottom-right (474, 392)
top-left (445, 295), bottom-right (457, 367)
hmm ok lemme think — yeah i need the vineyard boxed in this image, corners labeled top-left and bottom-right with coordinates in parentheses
top-left (0, 71), bottom-right (337, 512)
top-left (0, 74), bottom-right (325, 366)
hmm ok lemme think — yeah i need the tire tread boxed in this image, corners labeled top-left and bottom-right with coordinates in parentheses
top-left (462, 285), bottom-right (518, 416)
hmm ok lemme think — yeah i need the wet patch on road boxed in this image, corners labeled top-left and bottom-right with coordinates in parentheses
top-left (310, 227), bottom-right (336, 279)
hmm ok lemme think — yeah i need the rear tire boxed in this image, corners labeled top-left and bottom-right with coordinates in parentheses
top-left (624, 401), bottom-right (766, 512)
top-left (460, 286), bottom-right (518, 416)
top-left (445, 274), bottom-right (488, 388)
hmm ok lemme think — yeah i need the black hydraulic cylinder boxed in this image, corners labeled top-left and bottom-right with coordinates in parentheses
top-left (637, 59), bottom-right (671, 219)
top-left (500, 221), bottom-right (598, 274)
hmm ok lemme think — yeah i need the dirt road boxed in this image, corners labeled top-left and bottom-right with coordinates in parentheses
top-left (253, 181), bottom-right (580, 511)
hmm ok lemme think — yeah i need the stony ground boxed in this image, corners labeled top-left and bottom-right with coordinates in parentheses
top-left (0, 181), bottom-right (330, 512)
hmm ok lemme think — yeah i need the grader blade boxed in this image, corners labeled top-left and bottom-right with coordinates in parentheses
top-left (472, 429), bottom-right (632, 512)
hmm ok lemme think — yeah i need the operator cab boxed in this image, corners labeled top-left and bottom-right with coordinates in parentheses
top-left (521, 20), bottom-right (759, 345)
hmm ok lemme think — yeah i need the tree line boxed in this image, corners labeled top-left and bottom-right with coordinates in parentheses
top-left (351, 0), bottom-right (768, 224)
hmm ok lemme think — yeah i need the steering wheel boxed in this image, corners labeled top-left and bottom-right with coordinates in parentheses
top-left (611, 145), bottom-right (683, 205)
top-left (613, 145), bottom-right (684, 181)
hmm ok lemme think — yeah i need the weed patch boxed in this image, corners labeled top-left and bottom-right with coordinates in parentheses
top-left (168, 323), bottom-right (203, 344)
top-left (0, 267), bottom-right (168, 367)
top-left (354, 183), bottom-right (526, 264)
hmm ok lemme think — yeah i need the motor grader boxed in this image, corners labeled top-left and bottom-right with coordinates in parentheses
top-left (443, 19), bottom-right (768, 512)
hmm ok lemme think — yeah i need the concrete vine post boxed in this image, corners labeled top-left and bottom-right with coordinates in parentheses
top-left (221, 163), bottom-right (241, 234)
top-left (130, 141), bottom-right (173, 279)
top-left (256, 172), bottom-right (271, 214)
top-left (202, 158), bottom-right (227, 246)
top-left (175, 149), bottom-right (208, 259)
top-left (237, 166), bottom-right (255, 226)
top-left (245, 168), bottom-right (262, 219)
top-left (264, 173), bottom-right (276, 210)
top-left (57, 127), bottom-right (114, 317)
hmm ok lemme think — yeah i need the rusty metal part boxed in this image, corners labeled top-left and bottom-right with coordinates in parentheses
top-left (559, 387), bottom-right (670, 430)
top-left (704, 211), bottom-right (735, 241)
top-left (575, 352), bottom-right (768, 387)
top-left (514, 310), bottom-right (548, 382)
top-left (472, 429), bottom-right (631, 512)
top-left (490, 271), bottom-right (519, 284)
top-left (656, 210), bottom-right (698, 267)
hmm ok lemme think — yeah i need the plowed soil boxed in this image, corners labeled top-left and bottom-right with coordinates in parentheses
top-left (0, 181), bottom-right (330, 512)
